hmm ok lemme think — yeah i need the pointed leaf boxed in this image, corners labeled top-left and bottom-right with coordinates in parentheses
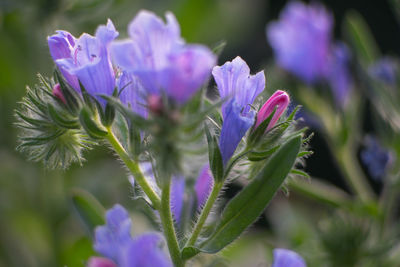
top-left (205, 123), bottom-right (224, 182)
top-left (71, 189), bottom-right (105, 233)
top-left (198, 135), bottom-right (301, 253)
top-left (79, 107), bottom-right (108, 139)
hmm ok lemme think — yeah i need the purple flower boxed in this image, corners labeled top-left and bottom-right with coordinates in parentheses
top-left (369, 57), bottom-right (398, 85)
top-left (327, 43), bottom-right (352, 107)
top-left (267, 1), bottom-right (332, 83)
top-left (94, 204), bottom-right (132, 262)
top-left (48, 19), bottom-right (118, 104)
top-left (117, 72), bottom-right (148, 117)
top-left (361, 135), bottom-right (392, 181)
top-left (169, 165), bottom-right (213, 224)
top-left (194, 164), bottom-right (213, 208)
top-left (170, 177), bottom-right (185, 223)
top-left (92, 204), bottom-right (172, 267)
top-left (255, 90), bottom-right (290, 130)
top-left (212, 56), bottom-right (265, 163)
top-left (111, 10), bottom-right (216, 105)
top-left (272, 248), bottom-right (306, 267)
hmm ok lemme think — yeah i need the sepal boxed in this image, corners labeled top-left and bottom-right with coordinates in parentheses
top-left (15, 74), bottom-right (91, 169)
top-left (79, 107), bottom-right (108, 139)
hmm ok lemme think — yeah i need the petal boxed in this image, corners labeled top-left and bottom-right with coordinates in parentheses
top-left (194, 164), bottom-right (213, 208)
top-left (272, 248), bottom-right (306, 267)
top-left (267, 1), bottom-right (332, 83)
top-left (212, 57), bottom-right (264, 116)
top-left (127, 10), bottom-right (182, 70)
top-left (327, 42), bottom-right (352, 107)
top-left (94, 205), bottom-right (132, 262)
top-left (111, 40), bottom-right (139, 71)
top-left (48, 31), bottom-right (80, 90)
top-left (219, 100), bottom-right (255, 164)
top-left (118, 72), bottom-right (148, 117)
top-left (255, 90), bottom-right (290, 130)
top-left (161, 45), bottom-right (216, 104)
top-left (96, 19), bottom-right (119, 44)
top-left (170, 176), bottom-right (185, 223)
top-left (119, 233), bottom-right (172, 267)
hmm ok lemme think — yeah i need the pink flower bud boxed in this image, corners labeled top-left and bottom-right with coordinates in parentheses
top-left (255, 90), bottom-right (290, 130)
top-left (52, 83), bottom-right (67, 104)
top-left (147, 94), bottom-right (163, 115)
top-left (87, 257), bottom-right (117, 267)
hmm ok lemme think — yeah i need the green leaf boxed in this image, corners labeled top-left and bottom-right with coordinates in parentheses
top-left (198, 135), bottom-right (301, 253)
top-left (47, 104), bottom-right (80, 129)
top-left (205, 123), bottom-right (224, 182)
top-left (344, 10), bottom-right (380, 65)
top-left (79, 107), bottom-right (108, 139)
top-left (71, 189), bottom-right (105, 233)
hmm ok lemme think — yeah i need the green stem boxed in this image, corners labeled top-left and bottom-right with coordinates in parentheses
top-left (336, 143), bottom-right (375, 203)
top-left (159, 180), bottom-right (184, 267)
top-left (105, 127), bottom-right (161, 209)
top-left (186, 182), bottom-right (223, 247)
top-left (288, 178), bottom-right (353, 208)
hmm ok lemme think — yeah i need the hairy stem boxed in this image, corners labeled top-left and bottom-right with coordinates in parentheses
top-left (186, 181), bottom-right (223, 247)
top-left (159, 180), bottom-right (184, 267)
top-left (105, 127), bottom-right (161, 209)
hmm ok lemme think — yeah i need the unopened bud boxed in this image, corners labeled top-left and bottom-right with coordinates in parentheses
top-left (52, 83), bottom-right (67, 104)
top-left (147, 94), bottom-right (163, 115)
top-left (255, 90), bottom-right (290, 130)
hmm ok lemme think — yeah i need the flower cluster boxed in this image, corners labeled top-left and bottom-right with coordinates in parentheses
top-left (16, 8), bottom-right (309, 267)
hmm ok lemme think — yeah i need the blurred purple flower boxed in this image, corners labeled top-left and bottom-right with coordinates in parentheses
top-left (361, 135), bottom-right (392, 181)
top-left (111, 10), bottom-right (216, 105)
top-left (194, 164), bottom-right (213, 208)
top-left (48, 20), bottom-right (118, 104)
top-left (267, 1), bottom-right (332, 83)
top-left (170, 177), bottom-right (185, 223)
top-left (327, 43), bottom-right (352, 107)
top-left (267, 1), bottom-right (352, 107)
top-left (255, 90), bottom-right (290, 130)
top-left (92, 204), bottom-right (172, 267)
top-left (368, 57), bottom-right (398, 85)
top-left (212, 56), bottom-right (265, 163)
top-left (272, 248), bottom-right (306, 267)
top-left (94, 204), bottom-right (132, 262)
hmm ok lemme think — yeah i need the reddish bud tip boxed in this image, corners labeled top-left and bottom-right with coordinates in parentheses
top-left (255, 90), bottom-right (290, 130)
top-left (87, 257), bottom-right (117, 267)
top-left (147, 94), bottom-right (163, 115)
top-left (52, 83), bottom-right (67, 104)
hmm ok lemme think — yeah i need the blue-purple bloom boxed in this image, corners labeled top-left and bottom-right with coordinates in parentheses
top-left (361, 135), bottom-right (392, 181)
top-left (327, 43), bottom-right (352, 106)
top-left (194, 164), bottom-right (213, 207)
top-left (272, 248), bottom-right (306, 267)
top-left (117, 72), bottom-right (148, 117)
top-left (368, 57), bottom-right (398, 85)
top-left (212, 57), bottom-right (265, 163)
top-left (267, 1), bottom-right (352, 107)
top-left (111, 10), bottom-right (216, 105)
top-left (91, 204), bottom-right (172, 267)
top-left (48, 20), bottom-right (118, 104)
top-left (267, 1), bottom-right (332, 83)
top-left (170, 165), bottom-right (213, 223)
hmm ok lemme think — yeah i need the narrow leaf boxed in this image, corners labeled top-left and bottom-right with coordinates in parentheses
top-left (205, 124), bottom-right (224, 182)
top-left (198, 135), bottom-right (301, 253)
top-left (71, 189), bottom-right (105, 233)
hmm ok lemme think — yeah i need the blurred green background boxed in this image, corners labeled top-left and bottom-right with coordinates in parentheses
top-left (1, 0), bottom-right (399, 266)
